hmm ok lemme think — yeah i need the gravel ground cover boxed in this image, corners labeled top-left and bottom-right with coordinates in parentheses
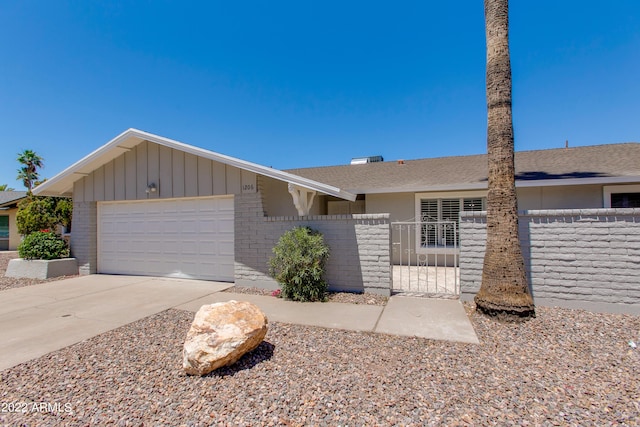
top-left (1, 251), bottom-right (638, 425)
top-left (1, 304), bottom-right (638, 426)
top-left (0, 251), bottom-right (78, 291)
top-left (226, 285), bottom-right (389, 306)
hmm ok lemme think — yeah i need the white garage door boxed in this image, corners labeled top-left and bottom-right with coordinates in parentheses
top-left (98, 197), bottom-right (234, 281)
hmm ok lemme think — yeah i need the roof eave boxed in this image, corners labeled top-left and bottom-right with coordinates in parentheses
top-left (0, 199), bottom-right (26, 209)
top-left (33, 129), bottom-right (357, 202)
top-left (348, 175), bottom-right (640, 194)
top-left (515, 175), bottom-right (640, 188)
top-left (351, 182), bottom-right (488, 194)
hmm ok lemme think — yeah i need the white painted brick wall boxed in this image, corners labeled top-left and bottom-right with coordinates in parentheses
top-left (460, 208), bottom-right (640, 314)
top-left (235, 193), bottom-right (391, 295)
top-left (70, 201), bottom-right (97, 275)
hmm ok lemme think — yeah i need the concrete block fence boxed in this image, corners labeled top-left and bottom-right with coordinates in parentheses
top-left (235, 193), bottom-right (391, 295)
top-left (460, 208), bottom-right (640, 314)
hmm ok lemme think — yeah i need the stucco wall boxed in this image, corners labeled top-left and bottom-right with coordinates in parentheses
top-left (2, 208), bottom-right (20, 250)
top-left (459, 209), bottom-right (640, 314)
top-left (0, 209), bottom-right (21, 250)
top-left (365, 192), bottom-right (415, 222)
top-left (260, 176), bottom-right (325, 216)
top-left (516, 184), bottom-right (603, 210)
top-left (235, 191), bottom-right (391, 295)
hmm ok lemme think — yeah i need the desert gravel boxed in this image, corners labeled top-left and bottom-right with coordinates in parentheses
top-left (1, 251), bottom-right (638, 425)
top-left (226, 285), bottom-right (389, 306)
top-left (1, 303), bottom-right (639, 426)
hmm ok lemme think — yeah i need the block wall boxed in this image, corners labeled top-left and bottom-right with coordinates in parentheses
top-left (70, 201), bottom-right (97, 275)
top-left (460, 209), bottom-right (640, 314)
top-left (235, 192), bottom-right (391, 295)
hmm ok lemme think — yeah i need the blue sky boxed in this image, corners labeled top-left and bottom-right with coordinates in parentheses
top-left (1, 1), bottom-right (639, 189)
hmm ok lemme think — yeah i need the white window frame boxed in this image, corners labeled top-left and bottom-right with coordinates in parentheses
top-left (603, 184), bottom-right (640, 208)
top-left (414, 191), bottom-right (487, 254)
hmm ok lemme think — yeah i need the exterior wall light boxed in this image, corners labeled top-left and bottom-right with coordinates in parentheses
top-left (145, 183), bottom-right (157, 194)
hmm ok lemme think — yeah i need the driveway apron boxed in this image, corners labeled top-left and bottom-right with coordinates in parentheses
top-left (0, 275), bottom-right (232, 371)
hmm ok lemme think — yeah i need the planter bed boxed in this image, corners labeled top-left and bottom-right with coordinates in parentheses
top-left (4, 257), bottom-right (78, 280)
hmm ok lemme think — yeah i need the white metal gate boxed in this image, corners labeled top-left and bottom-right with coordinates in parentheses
top-left (391, 221), bottom-right (460, 296)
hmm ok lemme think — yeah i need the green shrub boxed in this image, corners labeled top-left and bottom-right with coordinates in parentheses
top-left (18, 230), bottom-right (70, 260)
top-left (269, 226), bottom-right (330, 302)
top-left (54, 197), bottom-right (73, 230)
top-left (17, 196), bottom-right (73, 236)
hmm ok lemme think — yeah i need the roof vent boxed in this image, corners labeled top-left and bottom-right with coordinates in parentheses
top-left (350, 155), bottom-right (384, 165)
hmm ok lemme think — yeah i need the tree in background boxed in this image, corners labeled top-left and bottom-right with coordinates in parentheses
top-left (17, 149), bottom-right (44, 194)
top-left (14, 150), bottom-right (73, 236)
top-left (474, 0), bottom-right (535, 320)
top-left (0, 184), bottom-right (16, 191)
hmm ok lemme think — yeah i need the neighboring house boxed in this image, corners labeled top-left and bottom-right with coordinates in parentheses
top-left (0, 191), bottom-right (28, 250)
top-left (34, 129), bottom-right (640, 299)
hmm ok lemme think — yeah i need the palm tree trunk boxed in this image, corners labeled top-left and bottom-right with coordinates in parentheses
top-left (474, 0), bottom-right (535, 319)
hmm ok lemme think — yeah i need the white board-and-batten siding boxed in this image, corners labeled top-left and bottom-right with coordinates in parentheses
top-left (73, 140), bottom-right (257, 202)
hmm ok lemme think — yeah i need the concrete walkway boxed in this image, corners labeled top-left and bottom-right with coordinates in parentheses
top-left (178, 293), bottom-right (479, 344)
top-left (0, 275), bottom-right (478, 371)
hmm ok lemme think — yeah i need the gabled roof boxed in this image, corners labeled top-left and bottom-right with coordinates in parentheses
top-left (33, 129), bottom-right (356, 201)
top-left (0, 191), bottom-right (28, 208)
top-left (286, 143), bottom-right (640, 194)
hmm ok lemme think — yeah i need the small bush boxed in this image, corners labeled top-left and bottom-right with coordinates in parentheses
top-left (269, 226), bottom-right (330, 302)
top-left (18, 230), bottom-right (70, 260)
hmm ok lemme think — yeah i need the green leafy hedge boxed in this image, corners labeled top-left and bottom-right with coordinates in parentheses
top-left (16, 196), bottom-right (73, 236)
top-left (269, 226), bottom-right (330, 302)
top-left (18, 230), bottom-right (70, 260)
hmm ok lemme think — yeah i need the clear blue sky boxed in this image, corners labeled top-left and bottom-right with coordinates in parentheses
top-left (1, 1), bottom-right (639, 189)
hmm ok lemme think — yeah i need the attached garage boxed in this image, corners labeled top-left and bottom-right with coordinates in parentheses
top-left (98, 196), bottom-right (234, 281)
top-left (33, 128), bottom-right (356, 280)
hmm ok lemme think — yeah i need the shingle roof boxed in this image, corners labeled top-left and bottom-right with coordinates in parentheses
top-left (0, 191), bottom-right (27, 208)
top-left (285, 143), bottom-right (640, 194)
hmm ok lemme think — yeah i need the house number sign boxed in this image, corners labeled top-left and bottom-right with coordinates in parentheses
top-left (241, 174), bottom-right (257, 193)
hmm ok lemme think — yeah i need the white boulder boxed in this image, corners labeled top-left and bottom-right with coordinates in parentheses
top-left (183, 300), bottom-right (268, 376)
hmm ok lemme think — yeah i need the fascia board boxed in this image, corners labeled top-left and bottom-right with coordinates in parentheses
top-left (514, 175), bottom-right (640, 188)
top-left (353, 182), bottom-right (489, 194)
top-left (350, 175), bottom-right (640, 195)
top-left (0, 198), bottom-right (26, 209)
top-left (138, 131), bottom-right (357, 201)
top-left (34, 129), bottom-right (357, 202)
top-left (33, 129), bottom-right (139, 197)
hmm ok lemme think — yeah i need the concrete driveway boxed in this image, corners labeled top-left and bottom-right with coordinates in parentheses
top-left (0, 275), bottom-right (232, 371)
top-left (0, 275), bottom-right (479, 371)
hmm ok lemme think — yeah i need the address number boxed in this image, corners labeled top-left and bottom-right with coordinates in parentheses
top-left (242, 184), bottom-right (255, 191)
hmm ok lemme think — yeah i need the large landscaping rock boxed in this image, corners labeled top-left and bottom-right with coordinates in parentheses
top-left (183, 300), bottom-right (268, 376)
